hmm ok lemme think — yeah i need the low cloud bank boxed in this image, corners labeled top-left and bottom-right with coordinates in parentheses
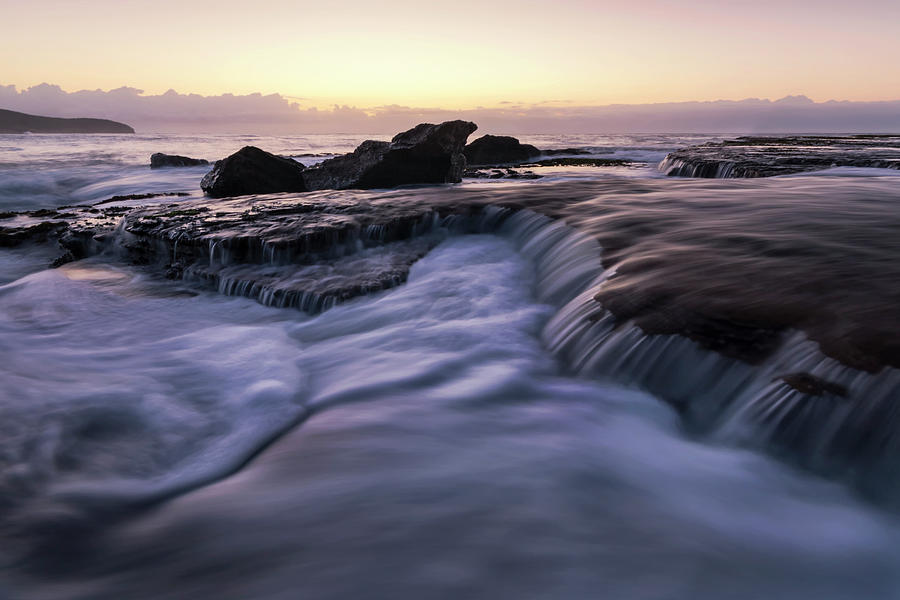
top-left (2, 84), bottom-right (898, 134)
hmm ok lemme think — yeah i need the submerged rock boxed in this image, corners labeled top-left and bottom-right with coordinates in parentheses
top-left (463, 168), bottom-right (542, 180)
top-left (200, 146), bottom-right (307, 198)
top-left (777, 373), bottom-right (848, 397)
top-left (150, 153), bottom-right (209, 168)
top-left (660, 135), bottom-right (900, 178)
top-left (302, 120), bottom-right (477, 190)
top-left (463, 134), bottom-right (540, 165)
top-left (540, 147), bottom-right (592, 156)
top-left (522, 158), bottom-right (633, 167)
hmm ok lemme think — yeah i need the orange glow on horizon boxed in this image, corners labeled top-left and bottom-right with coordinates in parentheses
top-left (2, 0), bottom-right (899, 109)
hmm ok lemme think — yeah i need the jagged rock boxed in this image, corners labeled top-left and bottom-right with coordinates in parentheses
top-left (302, 120), bottom-right (477, 190)
top-left (463, 134), bottom-right (540, 165)
top-left (150, 153), bottom-right (209, 168)
top-left (200, 146), bottom-right (307, 198)
top-left (0, 220), bottom-right (69, 248)
top-left (660, 135), bottom-right (900, 178)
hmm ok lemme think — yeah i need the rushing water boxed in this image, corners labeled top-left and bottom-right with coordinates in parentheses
top-left (2, 133), bottom-right (900, 599)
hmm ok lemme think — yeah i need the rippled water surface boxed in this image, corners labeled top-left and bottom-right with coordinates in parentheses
top-left (2, 133), bottom-right (900, 599)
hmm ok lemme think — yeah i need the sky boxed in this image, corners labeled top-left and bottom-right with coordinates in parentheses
top-left (3, 0), bottom-right (899, 109)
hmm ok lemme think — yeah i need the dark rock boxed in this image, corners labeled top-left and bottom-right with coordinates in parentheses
top-left (200, 146), bottom-right (307, 198)
top-left (522, 158), bottom-right (633, 167)
top-left (0, 220), bottom-right (69, 248)
top-left (93, 192), bottom-right (191, 206)
top-left (150, 153), bottom-right (209, 168)
top-left (540, 148), bottom-right (592, 156)
top-left (777, 373), bottom-right (849, 397)
top-left (50, 250), bottom-right (76, 268)
top-left (303, 120), bottom-right (477, 190)
top-left (463, 168), bottom-right (543, 180)
top-left (463, 135), bottom-right (540, 165)
top-left (660, 135), bottom-right (900, 178)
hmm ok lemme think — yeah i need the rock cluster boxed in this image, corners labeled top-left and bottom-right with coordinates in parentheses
top-left (302, 120), bottom-right (477, 190)
top-left (201, 121), bottom-right (477, 198)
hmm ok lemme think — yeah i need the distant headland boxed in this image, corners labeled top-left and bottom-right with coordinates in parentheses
top-left (0, 108), bottom-right (134, 134)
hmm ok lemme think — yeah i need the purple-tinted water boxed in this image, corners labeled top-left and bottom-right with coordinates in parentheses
top-left (2, 133), bottom-right (900, 599)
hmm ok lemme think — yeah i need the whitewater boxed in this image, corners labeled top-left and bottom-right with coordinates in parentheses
top-left (2, 133), bottom-right (900, 599)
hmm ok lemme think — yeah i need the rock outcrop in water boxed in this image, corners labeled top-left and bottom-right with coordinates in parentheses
top-left (7, 178), bottom-right (900, 504)
top-left (0, 108), bottom-right (134, 134)
top-left (463, 134), bottom-right (541, 165)
top-left (660, 135), bottom-right (900, 177)
top-left (201, 146), bottom-right (308, 198)
top-left (200, 121), bottom-right (478, 198)
top-left (150, 153), bottom-right (209, 168)
top-left (302, 120), bottom-right (477, 190)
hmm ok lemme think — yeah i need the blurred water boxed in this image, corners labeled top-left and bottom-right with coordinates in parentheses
top-left (0, 236), bottom-right (899, 598)
top-left (3, 133), bottom-right (900, 598)
top-left (0, 132), bottom-right (708, 211)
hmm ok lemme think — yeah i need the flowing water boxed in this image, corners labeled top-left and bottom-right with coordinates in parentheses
top-left (2, 133), bottom-right (900, 599)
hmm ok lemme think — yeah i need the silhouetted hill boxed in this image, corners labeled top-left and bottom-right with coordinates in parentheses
top-left (0, 108), bottom-right (134, 134)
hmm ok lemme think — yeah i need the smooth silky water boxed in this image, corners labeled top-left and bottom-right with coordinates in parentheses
top-left (2, 133), bottom-right (900, 599)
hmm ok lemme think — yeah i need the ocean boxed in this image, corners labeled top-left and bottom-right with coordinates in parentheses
top-left (2, 132), bottom-right (900, 599)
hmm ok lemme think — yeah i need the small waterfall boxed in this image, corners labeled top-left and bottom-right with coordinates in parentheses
top-left (499, 210), bottom-right (604, 307)
top-left (541, 266), bottom-right (900, 503)
top-left (714, 333), bottom-right (900, 502)
top-left (658, 156), bottom-right (743, 178)
top-left (94, 198), bottom-right (900, 500)
top-left (488, 208), bottom-right (900, 502)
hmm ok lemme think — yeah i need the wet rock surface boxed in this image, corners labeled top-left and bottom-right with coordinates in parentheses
top-left (778, 373), bottom-right (849, 397)
top-left (463, 168), bottom-right (543, 179)
top-left (150, 153), bottom-right (209, 168)
top-left (540, 147), bottom-right (593, 156)
top-left (660, 135), bottom-right (900, 177)
top-left (463, 134), bottom-right (541, 165)
top-left (200, 146), bottom-right (307, 198)
top-left (5, 177), bottom-right (900, 372)
top-left (523, 157), bottom-right (634, 167)
top-left (302, 120), bottom-right (477, 190)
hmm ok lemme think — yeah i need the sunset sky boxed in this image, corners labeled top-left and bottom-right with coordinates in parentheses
top-left (3, 0), bottom-right (899, 109)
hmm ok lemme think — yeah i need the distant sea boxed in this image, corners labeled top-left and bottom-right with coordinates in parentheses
top-left (0, 132), bottom-right (726, 210)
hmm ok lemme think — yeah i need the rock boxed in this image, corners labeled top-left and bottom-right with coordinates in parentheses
top-left (463, 134), bottom-right (540, 165)
top-left (660, 135), bottom-right (900, 178)
top-left (540, 148), bottom-right (592, 156)
top-left (522, 158), bottom-right (633, 167)
top-left (93, 192), bottom-right (191, 206)
top-left (150, 153), bottom-right (209, 168)
top-left (463, 168), bottom-right (543, 180)
top-left (200, 146), bottom-right (307, 198)
top-left (303, 120), bottom-right (477, 190)
top-left (777, 373), bottom-right (848, 397)
top-left (0, 220), bottom-right (69, 248)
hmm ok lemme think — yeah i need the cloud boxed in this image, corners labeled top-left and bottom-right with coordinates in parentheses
top-left (1, 83), bottom-right (898, 134)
